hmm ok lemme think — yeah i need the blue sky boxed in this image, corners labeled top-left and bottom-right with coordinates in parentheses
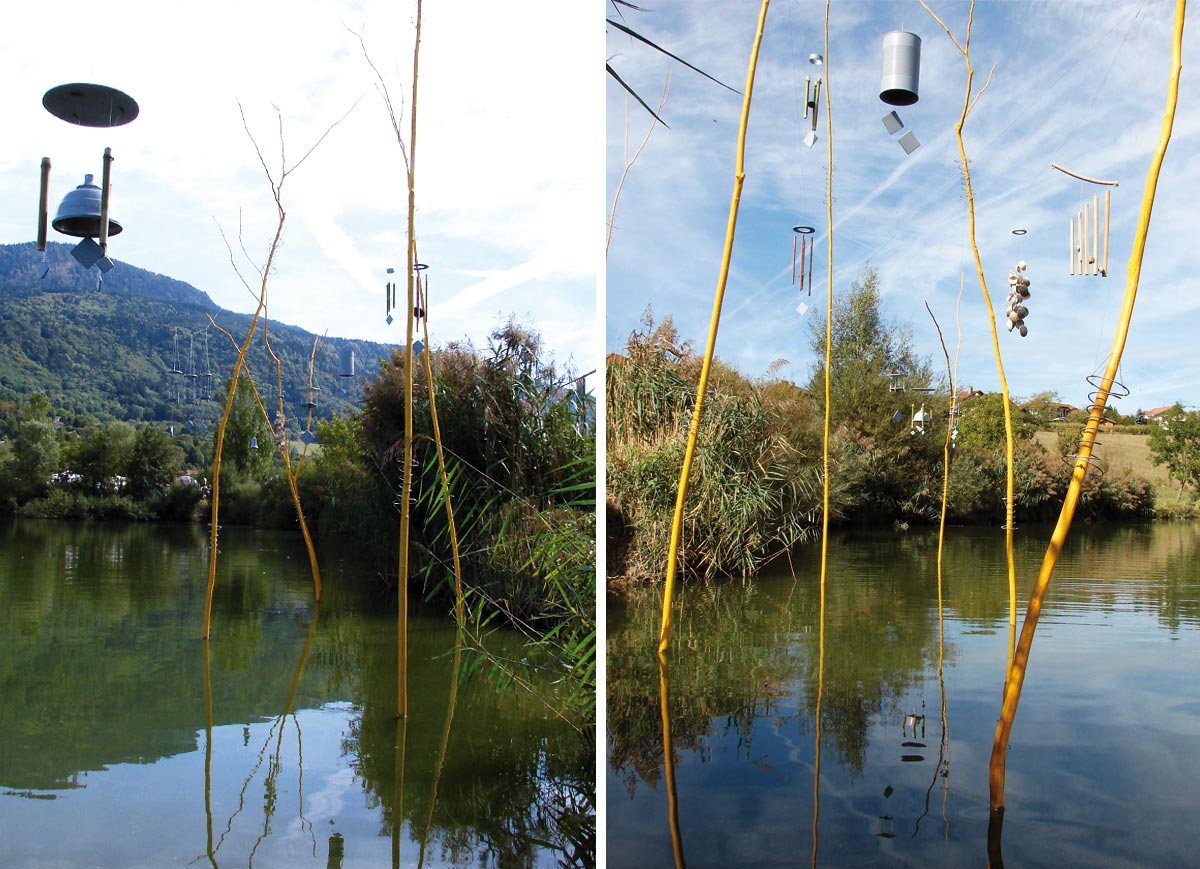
top-left (0, 0), bottom-right (598, 377)
top-left (606, 0), bottom-right (1197, 412)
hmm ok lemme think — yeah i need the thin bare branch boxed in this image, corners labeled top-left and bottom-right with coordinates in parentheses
top-left (918, 0), bottom-right (964, 55)
top-left (967, 63), bottom-right (997, 115)
top-left (607, 71), bottom-right (670, 255)
top-left (349, 25), bottom-right (411, 176)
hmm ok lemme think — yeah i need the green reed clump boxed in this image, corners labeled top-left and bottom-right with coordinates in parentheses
top-left (607, 314), bottom-right (822, 581)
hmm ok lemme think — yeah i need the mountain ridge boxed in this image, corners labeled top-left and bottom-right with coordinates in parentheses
top-left (0, 241), bottom-right (396, 427)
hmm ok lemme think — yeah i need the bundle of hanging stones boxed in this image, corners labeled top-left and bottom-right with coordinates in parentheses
top-left (1006, 261), bottom-right (1031, 337)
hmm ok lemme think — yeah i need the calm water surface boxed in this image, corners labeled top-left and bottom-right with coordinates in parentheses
top-left (607, 523), bottom-right (1200, 867)
top-left (0, 519), bottom-right (592, 868)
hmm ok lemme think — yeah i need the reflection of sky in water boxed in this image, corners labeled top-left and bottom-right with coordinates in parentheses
top-left (608, 528), bottom-right (1200, 867)
top-left (0, 707), bottom-right (402, 869)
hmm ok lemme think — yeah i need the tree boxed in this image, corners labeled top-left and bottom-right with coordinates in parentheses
top-left (6, 417), bottom-right (60, 500)
top-left (65, 421), bottom-right (135, 492)
top-left (217, 376), bottom-right (272, 479)
top-left (957, 393), bottom-right (1036, 452)
top-left (805, 266), bottom-right (935, 442)
top-left (1147, 403), bottom-right (1200, 495)
top-left (124, 426), bottom-right (183, 501)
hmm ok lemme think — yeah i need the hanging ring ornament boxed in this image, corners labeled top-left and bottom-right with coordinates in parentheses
top-left (792, 225), bottom-right (816, 234)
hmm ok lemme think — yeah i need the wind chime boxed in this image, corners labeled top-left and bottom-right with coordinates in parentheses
top-left (385, 263), bottom-right (429, 325)
top-left (37, 83), bottom-right (138, 283)
top-left (879, 31), bottom-right (922, 155)
top-left (791, 224), bottom-right (815, 295)
top-left (791, 51), bottom-right (823, 317)
top-left (1053, 163), bottom-right (1116, 277)
top-left (1006, 261), bottom-right (1032, 337)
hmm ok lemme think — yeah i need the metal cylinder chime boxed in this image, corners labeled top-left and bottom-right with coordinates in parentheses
top-left (879, 31), bottom-right (921, 106)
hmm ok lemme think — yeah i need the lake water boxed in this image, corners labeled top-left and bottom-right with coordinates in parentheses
top-left (607, 522), bottom-right (1200, 867)
top-left (0, 519), bottom-right (593, 868)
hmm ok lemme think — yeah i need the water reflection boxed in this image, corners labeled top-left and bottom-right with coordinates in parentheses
top-left (0, 519), bottom-right (592, 867)
top-left (608, 523), bottom-right (1200, 866)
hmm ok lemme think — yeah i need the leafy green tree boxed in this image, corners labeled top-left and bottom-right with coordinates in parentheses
top-left (1020, 390), bottom-right (1064, 427)
top-left (217, 376), bottom-right (272, 479)
top-left (124, 426), bottom-right (183, 501)
top-left (1147, 403), bottom-right (1200, 494)
top-left (8, 417), bottom-right (61, 500)
top-left (805, 266), bottom-right (935, 442)
top-left (956, 393), bottom-right (1036, 452)
top-left (65, 421), bottom-right (135, 491)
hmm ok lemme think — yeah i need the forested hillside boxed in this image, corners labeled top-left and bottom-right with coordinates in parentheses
top-left (0, 241), bottom-right (394, 428)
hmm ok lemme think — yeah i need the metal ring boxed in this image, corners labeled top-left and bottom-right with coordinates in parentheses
top-left (1011, 228), bottom-right (1027, 236)
top-left (792, 225), bottom-right (816, 234)
top-left (414, 262), bottom-right (429, 271)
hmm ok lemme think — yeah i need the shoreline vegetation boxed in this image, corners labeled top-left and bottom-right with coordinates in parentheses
top-left (0, 321), bottom-right (596, 727)
top-left (607, 269), bottom-right (1198, 587)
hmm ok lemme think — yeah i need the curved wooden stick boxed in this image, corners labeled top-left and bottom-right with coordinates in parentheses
top-left (1051, 162), bottom-right (1119, 186)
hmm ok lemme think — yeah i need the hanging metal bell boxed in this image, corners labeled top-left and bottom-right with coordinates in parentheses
top-left (52, 174), bottom-right (122, 238)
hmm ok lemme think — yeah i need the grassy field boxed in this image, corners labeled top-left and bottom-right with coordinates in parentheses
top-left (1034, 425), bottom-right (1192, 507)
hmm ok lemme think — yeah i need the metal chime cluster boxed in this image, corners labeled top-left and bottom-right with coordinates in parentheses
top-left (1006, 261), bottom-right (1032, 337)
top-left (791, 224), bottom-right (815, 297)
top-left (36, 83), bottom-right (138, 282)
top-left (384, 263), bottom-right (429, 326)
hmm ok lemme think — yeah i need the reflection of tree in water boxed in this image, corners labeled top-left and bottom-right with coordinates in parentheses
top-left (330, 613), bottom-right (594, 867)
top-left (609, 533), bottom-right (945, 791)
top-left (0, 521), bottom-right (593, 865)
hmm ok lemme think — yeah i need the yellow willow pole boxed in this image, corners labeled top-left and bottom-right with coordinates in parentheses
top-left (658, 0), bottom-right (770, 655)
top-left (989, 0), bottom-right (1185, 823)
top-left (397, 0), bottom-right (423, 719)
top-left (812, 3), bottom-right (832, 864)
top-left (920, 0), bottom-right (1017, 665)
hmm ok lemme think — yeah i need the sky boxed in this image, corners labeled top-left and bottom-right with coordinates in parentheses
top-left (606, 0), bottom-right (1198, 413)
top-left (0, 0), bottom-right (599, 380)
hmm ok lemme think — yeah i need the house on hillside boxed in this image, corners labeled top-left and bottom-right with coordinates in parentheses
top-left (1144, 405), bottom-right (1179, 426)
top-left (1019, 398), bottom-right (1077, 421)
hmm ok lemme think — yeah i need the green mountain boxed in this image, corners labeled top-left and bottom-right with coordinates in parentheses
top-left (0, 241), bottom-right (396, 429)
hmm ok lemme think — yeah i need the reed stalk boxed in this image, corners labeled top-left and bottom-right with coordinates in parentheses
top-left (659, 0), bottom-right (770, 656)
top-left (418, 275), bottom-right (464, 627)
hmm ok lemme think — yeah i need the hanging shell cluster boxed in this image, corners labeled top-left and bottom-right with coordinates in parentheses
top-left (1006, 261), bottom-right (1031, 337)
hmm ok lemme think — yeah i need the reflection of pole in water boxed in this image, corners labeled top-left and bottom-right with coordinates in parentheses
top-left (419, 637), bottom-right (462, 867)
top-left (202, 639), bottom-right (216, 869)
top-left (916, 297), bottom-right (956, 841)
top-left (392, 718), bottom-right (408, 869)
top-left (658, 653), bottom-right (685, 869)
